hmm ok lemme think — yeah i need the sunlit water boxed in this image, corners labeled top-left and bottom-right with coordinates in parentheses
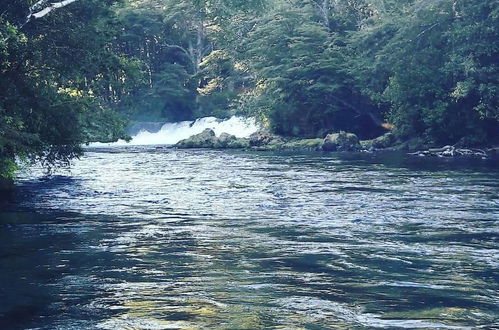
top-left (1, 148), bottom-right (498, 329)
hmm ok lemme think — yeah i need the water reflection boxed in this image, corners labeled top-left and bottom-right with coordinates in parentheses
top-left (1, 149), bottom-right (498, 329)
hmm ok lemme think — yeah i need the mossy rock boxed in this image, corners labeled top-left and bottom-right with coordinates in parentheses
top-left (322, 131), bottom-right (361, 151)
top-left (248, 129), bottom-right (283, 147)
top-left (226, 138), bottom-right (250, 149)
top-left (394, 137), bottom-right (431, 151)
top-left (253, 138), bottom-right (324, 151)
top-left (283, 138), bottom-right (323, 150)
top-left (214, 133), bottom-right (250, 149)
top-left (175, 128), bottom-right (217, 148)
top-left (176, 130), bottom-right (250, 149)
top-left (361, 132), bottom-right (397, 150)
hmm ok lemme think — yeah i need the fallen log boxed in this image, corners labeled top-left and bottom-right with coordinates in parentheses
top-left (409, 146), bottom-right (489, 159)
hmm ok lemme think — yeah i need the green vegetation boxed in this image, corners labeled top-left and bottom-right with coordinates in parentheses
top-left (237, 0), bottom-right (498, 142)
top-left (1, 0), bottom-right (498, 183)
top-left (0, 0), bottom-right (132, 181)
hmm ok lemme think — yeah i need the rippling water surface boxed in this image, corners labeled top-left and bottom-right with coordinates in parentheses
top-left (1, 148), bottom-right (498, 329)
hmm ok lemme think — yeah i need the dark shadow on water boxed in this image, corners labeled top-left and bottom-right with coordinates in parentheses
top-left (0, 203), bottom-right (204, 329)
top-left (1, 175), bottom-right (85, 217)
top-left (0, 208), bottom-right (121, 329)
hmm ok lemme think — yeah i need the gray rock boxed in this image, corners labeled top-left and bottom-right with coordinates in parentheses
top-left (361, 132), bottom-right (397, 150)
top-left (322, 131), bottom-right (361, 151)
top-left (249, 129), bottom-right (282, 147)
top-left (371, 132), bottom-right (396, 149)
top-left (215, 132), bottom-right (237, 148)
top-left (175, 129), bottom-right (250, 149)
top-left (175, 128), bottom-right (217, 148)
top-left (226, 138), bottom-right (250, 149)
top-left (214, 133), bottom-right (250, 149)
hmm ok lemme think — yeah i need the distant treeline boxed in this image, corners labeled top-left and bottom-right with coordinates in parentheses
top-left (1, 0), bottom-right (498, 179)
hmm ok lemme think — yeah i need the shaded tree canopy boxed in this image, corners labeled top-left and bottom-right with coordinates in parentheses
top-left (1, 0), bottom-right (498, 180)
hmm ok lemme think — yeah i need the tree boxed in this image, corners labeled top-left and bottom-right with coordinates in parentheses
top-left (351, 0), bottom-right (499, 145)
top-left (111, 0), bottom-right (267, 120)
top-left (238, 0), bottom-right (384, 138)
top-left (0, 0), bottom-right (131, 184)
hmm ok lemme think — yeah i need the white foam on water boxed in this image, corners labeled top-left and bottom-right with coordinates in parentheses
top-left (88, 116), bottom-right (260, 147)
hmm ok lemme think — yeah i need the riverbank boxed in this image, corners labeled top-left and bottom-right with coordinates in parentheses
top-left (174, 128), bottom-right (499, 159)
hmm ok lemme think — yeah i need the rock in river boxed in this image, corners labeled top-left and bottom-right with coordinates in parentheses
top-left (322, 131), bottom-right (361, 151)
top-left (175, 129), bottom-right (250, 149)
top-left (175, 128), bottom-right (218, 148)
top-left (248, 129), bottom-right (283, 147)
top-left (214, 133), bottom-right (250, 149)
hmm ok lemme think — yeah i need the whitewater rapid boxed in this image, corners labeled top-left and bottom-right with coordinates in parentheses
top-left (89, 116), bottom-right (260, 147)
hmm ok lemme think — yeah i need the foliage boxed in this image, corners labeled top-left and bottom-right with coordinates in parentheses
top-left (233, 0), bottom-right (498, 143)
top-left (111, 0), bottom-right (267, 121)
top-left (350, 0), bottom-right (499, 145)
top-left (1, 0), bottom-right (498, 181)
top-left (238, 0), bottom-right (384, 138)
top-left (0, 0), bottom-right (131, 179)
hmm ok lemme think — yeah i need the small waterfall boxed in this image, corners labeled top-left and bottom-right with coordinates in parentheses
top-left (89, 116), bottom-right (260, 147)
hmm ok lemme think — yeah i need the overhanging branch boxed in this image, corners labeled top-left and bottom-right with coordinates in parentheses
top-left (22, 0), bottom-right (80, 29)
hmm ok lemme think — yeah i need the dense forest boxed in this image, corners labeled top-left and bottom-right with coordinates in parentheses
top-left (1, 0), bottom-right (498, 184)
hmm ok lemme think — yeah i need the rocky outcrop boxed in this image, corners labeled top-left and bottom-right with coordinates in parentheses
top-left (322, 131), bottom-right (361, 151)
top-left (361, 132), bottom-right (396, 150)
top-left (214, 133), bottom-right (250, 149)
top-left (252, 138), bottom-right (323, 151)
top-left (174, 128), bottom-right (490, 156)
top-left (175, 128), bottom-right (218, 148)
top-left (175, 129), bottom-right (249, 149)
top-left (175, 129), bottom-right (365, 152)
top-left (249, 129), bottom-right (283, 147)
top-left (281, 138), bottom-right (323, 150)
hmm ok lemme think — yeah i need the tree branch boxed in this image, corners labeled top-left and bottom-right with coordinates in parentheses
top-left (165, 44), bottom-right (191, 58)
top-left (30, 0), bottom-right (52, 13)
top-left (22, 0), bottom-right (80, 29)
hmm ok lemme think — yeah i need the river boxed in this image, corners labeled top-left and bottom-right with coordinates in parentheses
top-left (1, 147), bottom-right (498, 329)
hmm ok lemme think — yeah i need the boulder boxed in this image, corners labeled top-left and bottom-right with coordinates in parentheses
top-left (175, 130), bottom-right (250, 149)
top-left (226, 138), bottom-right (250, 149)
top-left (394, 137), bottom-right (427, 151)
top-left (249, 129), bottom-right (282, 147)
top-left (283, 138), bottom-right (323, 150)
top-left (322, 131), bottom-right (361, 151)
top-left (371, 132), bottom-right (396, 149)
top-left (213, 132), bottom-right (236, 148)
top-left (214, 133), bottom-right (250, 149)
top-left (175, 128), bottom-right (217, 148)
top-left (361, 132), bottom-right (397, 150)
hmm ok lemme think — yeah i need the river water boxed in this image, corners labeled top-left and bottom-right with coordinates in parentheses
top-left (1, 148), bottom-right (498, 329)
